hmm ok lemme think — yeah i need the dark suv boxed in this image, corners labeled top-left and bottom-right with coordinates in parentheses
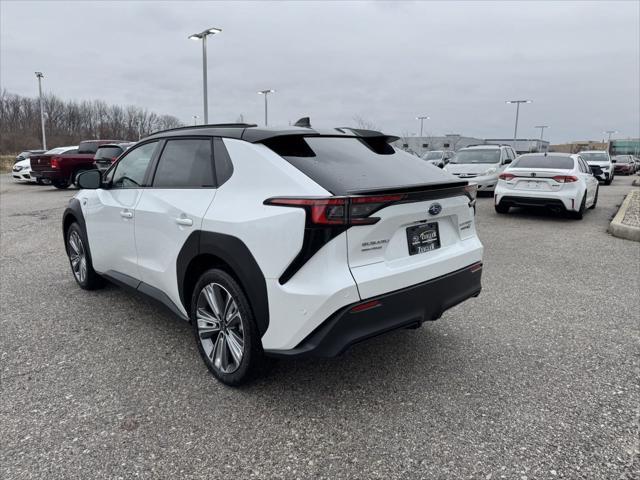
top-left (93, 142), bottom-right (134, 171)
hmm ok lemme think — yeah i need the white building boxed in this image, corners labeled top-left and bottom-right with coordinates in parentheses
top-left (394, 134), bottom-right (484, 154)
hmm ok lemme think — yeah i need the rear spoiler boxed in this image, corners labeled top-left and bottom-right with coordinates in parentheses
top-left (349, 181), bottom-right (476, 206)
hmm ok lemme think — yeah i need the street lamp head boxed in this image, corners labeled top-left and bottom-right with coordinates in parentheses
top-left (188, 27), bottom-right (222, 40)
top-left (35, 71), bottom-right (44, 78)
top-left (415, 115), bottom-right (430, 120)
top-left (258, 89), bottom-right (275, 95)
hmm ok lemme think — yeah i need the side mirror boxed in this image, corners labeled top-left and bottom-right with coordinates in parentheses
top-left (504, 158), bottom-right (512, 164)
top-left (590, 165), bottom-right (603, 176)
top-left (611, 159), bottom-right (617, 163)
top-left (77, 169), bottom-right (102, 189)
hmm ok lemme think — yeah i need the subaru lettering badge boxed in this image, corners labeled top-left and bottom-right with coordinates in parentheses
top-left (428, 203), bottom-right (442, 215)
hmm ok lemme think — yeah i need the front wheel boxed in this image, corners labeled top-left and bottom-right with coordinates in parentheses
top-left (66, 223), bottom-right (104, 290)
top-left (191, 269), bottom-right (269, 386)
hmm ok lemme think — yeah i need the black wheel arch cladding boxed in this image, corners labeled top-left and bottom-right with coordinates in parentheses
top-left (177, 230), bottom-right (269, 337)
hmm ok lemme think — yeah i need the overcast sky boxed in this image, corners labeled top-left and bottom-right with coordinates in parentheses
top-left (1, 1), bottom-right (639, 143)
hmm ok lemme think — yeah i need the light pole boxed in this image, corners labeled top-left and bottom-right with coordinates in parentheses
top-left (192, 115), bottom-right (199, 126)
top-left (188, 27), bottom-right (222, 124)
top-left (506, 100), bottom-right (531, 152)
top-left (416, 115), bottom-right (429, 154)
top-left (35, 72), bottom-right (47, 150)
top-left (535, 125), bottom-right (549, 141)
top-left (258, 89), bottom-right (275, 126)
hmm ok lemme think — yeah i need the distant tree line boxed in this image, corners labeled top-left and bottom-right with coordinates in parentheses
top-left (0, 90), bottom-right (183, 154)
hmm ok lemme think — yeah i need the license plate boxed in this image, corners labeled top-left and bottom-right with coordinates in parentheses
top-left (406, 222), bottom-right (440, 255)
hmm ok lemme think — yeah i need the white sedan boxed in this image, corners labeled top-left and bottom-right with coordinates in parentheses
top-left (494, 153), bottom-right (599, 219)
top-left (12, 158), bottom-right (38, 183)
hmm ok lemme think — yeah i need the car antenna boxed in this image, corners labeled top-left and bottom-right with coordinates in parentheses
top-left (293, 117), bottom-right (311, 128)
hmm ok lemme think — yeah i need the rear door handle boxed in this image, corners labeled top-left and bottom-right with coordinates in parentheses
top-left (175, 217), bottom-right (193, 227)
top-left (120, 210), bottom-right (133, 219)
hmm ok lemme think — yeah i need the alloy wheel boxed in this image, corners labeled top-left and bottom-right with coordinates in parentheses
top-left (68, 231), bottom-right (87, 283)
top-left (196, 283), bottom-right (245, 374)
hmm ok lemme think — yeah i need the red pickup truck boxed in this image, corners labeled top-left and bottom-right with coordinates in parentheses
top-left (30, 139), bottom-right (130, 189)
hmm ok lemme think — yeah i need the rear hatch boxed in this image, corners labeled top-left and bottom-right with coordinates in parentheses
top-left (94, 146), bottom-right (124, 170)
top-left (29, 154), bottom-right (52, 172)
top-left (266, 134), bottom-right (481, 299)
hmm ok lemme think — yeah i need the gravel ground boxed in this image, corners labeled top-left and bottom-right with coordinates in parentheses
top-left (1, 174), bottom-right (638, 479)
top-left (622, 190), bottom-right (640, 228)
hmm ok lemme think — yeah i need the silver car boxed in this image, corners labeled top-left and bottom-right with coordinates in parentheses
top-left (444, 145), bottom-right (517, 192)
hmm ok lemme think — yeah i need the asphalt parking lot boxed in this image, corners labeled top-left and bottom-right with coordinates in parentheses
top-left (1, 174), bottom-right (638, 479)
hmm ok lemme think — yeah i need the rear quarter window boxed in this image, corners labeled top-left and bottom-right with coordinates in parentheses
top-left (78, 141), bottom-right (100, 154)
top-left (267, 136), bottom-right (453, 195)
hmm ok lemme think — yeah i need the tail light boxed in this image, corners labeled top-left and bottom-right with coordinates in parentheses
top-left (499, 173), bottom-right (515, 181)
top-left (552, 175), bottom-right (578, 183)
top-left (264, 194), bottom-right (406, 226)
top-left (51, 157), bottom-right (61, 169)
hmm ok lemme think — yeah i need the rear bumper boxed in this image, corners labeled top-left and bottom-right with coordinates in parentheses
top-left (496, 194), bottom-right (573, 211)
top-left (265, 262), bottom-right (483, 358)
top-left (31, 170), bottom-right (65, 181)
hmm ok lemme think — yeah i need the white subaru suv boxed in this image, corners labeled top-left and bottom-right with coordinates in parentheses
top-left (64, 124), bottom-right (484, 385)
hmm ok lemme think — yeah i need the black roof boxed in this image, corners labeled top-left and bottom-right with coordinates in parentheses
top-left (144, 123), bottom-right (398, 144)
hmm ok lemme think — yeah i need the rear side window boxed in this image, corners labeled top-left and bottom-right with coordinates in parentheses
top-left (95, 147), bottom-right (123, 159)
top-left (152, 138), bottom-right (215, 188)
top-left (78, 141), bottom-right (100, 154)
top-left (213, 137), bottom-right (233, 186)
top-left (512, 155), bottom-right (574, 169)
top-left (270, 136), bottom-right (447, 195)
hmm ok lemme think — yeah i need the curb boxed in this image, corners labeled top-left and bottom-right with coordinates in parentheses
top-left (608, 190), bottom-right (640, 242)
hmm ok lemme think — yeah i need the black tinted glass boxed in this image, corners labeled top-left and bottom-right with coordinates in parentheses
top-left (275, 137), bottom-right (449, 195)
top-left (153, 139), bottom-right (214, 188)
top-left (111, 141), bottom-right (157, 188)
top-left (213, 137), bottom-right (233, 185)
top-left (78, 141), bottom-right (100, 154)
top-left (95, 147), bottom-right (122, 159)
top-left (512, 155), bottom-right (574, 169)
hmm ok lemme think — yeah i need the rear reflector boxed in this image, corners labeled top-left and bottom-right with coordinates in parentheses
top-left (350, 300), bottom-right (382, 313)
top-left (469, 262), bottom-right (483, 273)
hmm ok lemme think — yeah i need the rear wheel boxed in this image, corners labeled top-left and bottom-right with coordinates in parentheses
top-left (191, 269), bottom-right (268, 386)
top-left (53, 180), bottom-right (70, 189)
top-left (589, 186), bottom-right (598, 209)
top-left (495, 203), bottom-right (510, 214)
top-left (66, 223), bottom-right (104, 290)
top-left (571, 193), bottom-right (586, 220)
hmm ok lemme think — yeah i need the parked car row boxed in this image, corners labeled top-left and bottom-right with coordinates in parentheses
top-left (13, 139), bottom-right (133, 188)
top-left (612, 154), bottom-right (640, 175)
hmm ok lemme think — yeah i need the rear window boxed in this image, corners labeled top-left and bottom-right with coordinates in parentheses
top-left (269, 136), bottom-right (451, 195)
top-left (95, 147), bottom-right (123, 160)
top-left (512, 155), bottom-right (574, 169)
top-left (580, 152), bottom-right (608, 162)
top-left (78, 141), bottom-right (100, 154)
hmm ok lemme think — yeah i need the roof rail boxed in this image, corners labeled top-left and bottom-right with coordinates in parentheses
top-left (148, 123), bottom-right (258, 136)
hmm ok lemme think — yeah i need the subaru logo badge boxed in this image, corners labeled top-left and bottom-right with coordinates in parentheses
top-left (428, 203), bottom-right (442, 215)
top-left (530, 172), bottom-right (537, 177)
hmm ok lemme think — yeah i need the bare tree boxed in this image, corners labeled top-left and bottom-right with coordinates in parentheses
top-left (352, 115), bottom-right (380, 131)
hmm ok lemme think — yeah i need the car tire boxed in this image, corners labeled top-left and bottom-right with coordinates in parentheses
top-left (495, 203), bottom-right (510, 214)
top-left (65, 223), bottom-right (104, 290)
top-left (571, 193), bottom-right (586, 220)
top-left (35, 178), bottom-right (44, 185)
top-left (589, 186), bottom-right (598, 209)
top-left (53, 180), bottom-right (70, 189)
top-left (191, 269), bottom-right (269, 386)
